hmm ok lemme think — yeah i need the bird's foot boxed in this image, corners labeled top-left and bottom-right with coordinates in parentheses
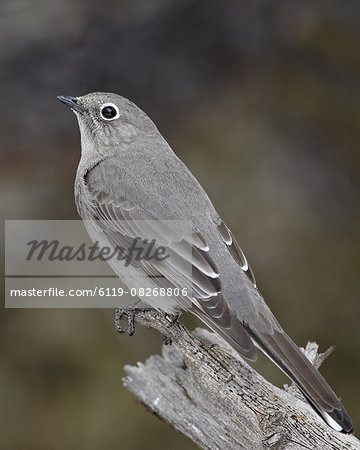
top-left (165, 312), bottom-right (181, 328)
top-left (114, 299), bottom-right (141, 336)
top-left (161, 312), bottom-right (181, 345)
top-left (162, 334), bottom-right (172, 345)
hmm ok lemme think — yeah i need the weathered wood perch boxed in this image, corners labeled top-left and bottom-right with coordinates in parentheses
top-left (118, 308), bottom-right (359, 449)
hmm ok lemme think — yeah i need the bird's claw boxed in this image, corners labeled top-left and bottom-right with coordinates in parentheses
top-left (165, 312), bottom-right (180, 328)
top-left (114, 306), bottom-right (137, 336)
top-left (162, 334), bottom-right (172, 345)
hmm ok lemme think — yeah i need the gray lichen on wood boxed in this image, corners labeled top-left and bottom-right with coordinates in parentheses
top-left (119, 309), bottom-right (359, 449)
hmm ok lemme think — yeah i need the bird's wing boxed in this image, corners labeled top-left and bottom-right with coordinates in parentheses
top-left (85, 175), bottom-right (257, 361)
top-left (216, 220), bottom-right (256, 286)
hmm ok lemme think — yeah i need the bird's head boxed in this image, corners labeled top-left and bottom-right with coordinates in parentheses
top-left (57, 92), bottom-right (157, 157)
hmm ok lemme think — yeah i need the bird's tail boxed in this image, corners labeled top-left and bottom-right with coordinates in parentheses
top-left (189, 302), bottom-right (353, 433)
top-left (244, 326), bottom-right (353, 433)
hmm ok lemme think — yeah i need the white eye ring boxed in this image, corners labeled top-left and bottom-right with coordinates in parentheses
top-left (100, 103), bottom-right (120, 121)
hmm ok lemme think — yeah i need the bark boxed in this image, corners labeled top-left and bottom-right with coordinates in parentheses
top-left (118, 308), bottom-right (359, 450)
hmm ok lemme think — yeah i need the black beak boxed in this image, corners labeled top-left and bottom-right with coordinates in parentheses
top-left (57, 95), bottom-right (86, 114)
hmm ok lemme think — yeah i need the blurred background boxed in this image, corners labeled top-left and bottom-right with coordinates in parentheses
top-left (1, 0), bottom-right (360, 448)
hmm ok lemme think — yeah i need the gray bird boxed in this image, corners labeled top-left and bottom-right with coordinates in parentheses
top-left (58, 92), bottom-right (353, 433)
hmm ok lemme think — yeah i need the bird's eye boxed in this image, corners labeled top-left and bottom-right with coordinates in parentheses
top-left (100, 103), bottom-right (120, 120)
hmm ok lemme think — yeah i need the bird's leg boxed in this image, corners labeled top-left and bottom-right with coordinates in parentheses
top-left (165, 311), bottom-right (181, 327)
top-left (114, 299), bottom-right (141, 336)
top-left (162, 311), bottom-right (181, 345)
